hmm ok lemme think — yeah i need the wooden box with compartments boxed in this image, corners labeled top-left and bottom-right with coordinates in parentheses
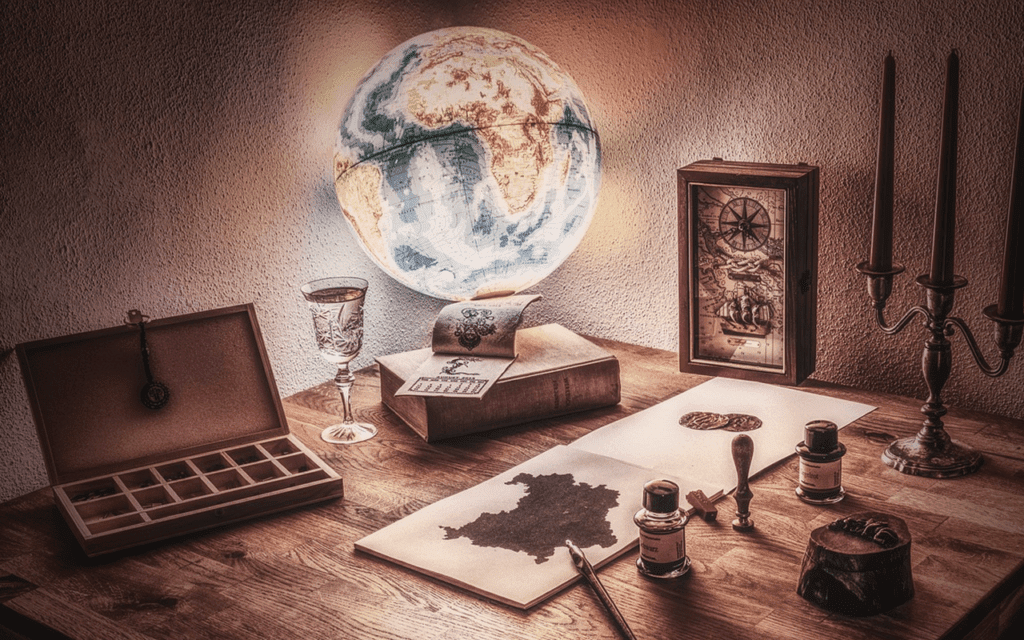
top-left (15, 303), bottom-right (343, 557)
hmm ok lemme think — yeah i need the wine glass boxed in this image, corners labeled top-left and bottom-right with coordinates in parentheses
top-left (301, 276), bottom-right (377, 444)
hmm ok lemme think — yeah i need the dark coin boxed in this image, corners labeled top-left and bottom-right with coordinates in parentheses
top-left (679, 411), bottom-right (730, 430)
top-left (723, 413), bottom-right (763, 432)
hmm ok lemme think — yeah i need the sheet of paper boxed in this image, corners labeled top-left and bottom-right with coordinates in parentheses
top-left (569, 377), bottom-right (877, 495)
top-left (393, 352), bottom-right (517, 398)
top-left (360, 377), bottom-right (877, 609)
top-left (395, 294), bottom-right (540, 399)
top-left (356, 445), bottom-right (680, 609)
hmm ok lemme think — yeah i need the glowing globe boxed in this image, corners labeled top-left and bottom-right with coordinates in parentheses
top-left (333, 27), bottom-right (601, 301)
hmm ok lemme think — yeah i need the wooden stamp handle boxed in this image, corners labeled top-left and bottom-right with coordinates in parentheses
top-left (732, 434), bottom-right (753, 488)
top-left (732, 434), bottom-right (755, 530)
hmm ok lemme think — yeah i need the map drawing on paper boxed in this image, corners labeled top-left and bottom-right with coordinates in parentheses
top-left (442, 472), bottom-right (620, 563)
top-left (356, 445), bottom-right (670, 609)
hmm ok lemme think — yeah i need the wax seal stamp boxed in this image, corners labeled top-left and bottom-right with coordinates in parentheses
top-left (685, 489), bottom-right (718, 521)
top-left (731, 434), bottom-right (754, 531)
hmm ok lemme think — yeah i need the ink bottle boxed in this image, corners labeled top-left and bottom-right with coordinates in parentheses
top-left (634, 479), bottom-right (690, 579)
top-left (795, 420), bottom-right (847, 504)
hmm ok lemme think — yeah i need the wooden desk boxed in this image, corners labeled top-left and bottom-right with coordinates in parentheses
top-left (2, 337), bottom-right (1023, 639)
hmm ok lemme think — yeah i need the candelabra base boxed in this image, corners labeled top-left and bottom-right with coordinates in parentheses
top-left (881, 435), bottom-right (982, 478)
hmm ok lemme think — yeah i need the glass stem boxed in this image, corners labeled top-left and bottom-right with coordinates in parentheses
top-left (334, 364), bottom-right (356, 424)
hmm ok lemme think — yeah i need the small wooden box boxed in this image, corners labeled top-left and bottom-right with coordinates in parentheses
top-left (797, 511), bottom-right (914, 615)
top-left (678, 159), bottom-right (819, 385)
top-left (16, 304), bottom-right (343, 556)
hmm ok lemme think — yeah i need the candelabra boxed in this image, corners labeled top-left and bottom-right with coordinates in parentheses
top-left (856, 263), bottom-right (1023, 477)
top-left (857, 50), bottom-right (1023, 478)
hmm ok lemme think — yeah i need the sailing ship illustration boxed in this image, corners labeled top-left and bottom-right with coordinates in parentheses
top-left (717, 290), bottom-right (775, 337)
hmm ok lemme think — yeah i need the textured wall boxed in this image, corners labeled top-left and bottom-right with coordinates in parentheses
top-left (2, 0), bottom-right (1022, 503)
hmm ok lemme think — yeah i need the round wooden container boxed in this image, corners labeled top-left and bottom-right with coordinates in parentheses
top-left (797, 511), bottom-right (914, 616)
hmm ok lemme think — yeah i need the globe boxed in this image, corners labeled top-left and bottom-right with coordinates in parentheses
top-left (333, 26), bottom-right (601, 301)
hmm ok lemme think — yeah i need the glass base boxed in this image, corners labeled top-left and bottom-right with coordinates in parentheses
top-left (321, 422), bottom-right (377, 444)
top-left (637, 555), bottom-right (690, 579)
top-left (796, 486), bottom-right (845, 505)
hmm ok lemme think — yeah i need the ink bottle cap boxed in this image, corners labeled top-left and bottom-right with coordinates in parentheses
top-left (804, 420), bottom-right (840, 453)
top-left (642, 479), bottom-right (680, 513)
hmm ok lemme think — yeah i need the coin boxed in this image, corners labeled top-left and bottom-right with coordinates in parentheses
top-left (679, 411), bottom-right (730, 430)
top-left (723, 413), bottom-right (763, 432)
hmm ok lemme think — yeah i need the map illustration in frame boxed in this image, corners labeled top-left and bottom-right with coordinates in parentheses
top-left (692, 184), bottom-right (787, 371)
top-left (678, 160), bottom-right (819, 385)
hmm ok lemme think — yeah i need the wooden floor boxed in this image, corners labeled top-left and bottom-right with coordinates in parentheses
top-left (2, 336), bottom-right (1023, 639)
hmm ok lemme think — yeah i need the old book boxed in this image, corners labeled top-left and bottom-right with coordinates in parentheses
top-left (377, 323), bottom-right (620, 441)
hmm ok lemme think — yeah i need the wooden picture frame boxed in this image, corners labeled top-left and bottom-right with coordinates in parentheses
top-left (678, 159), bottom-right (819, 385)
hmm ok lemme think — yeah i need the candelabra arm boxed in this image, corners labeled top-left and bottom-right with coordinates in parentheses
top-left (944, 316), bottom-right (1011, 378)
top-left (876, 305), bottom-right (929, 336)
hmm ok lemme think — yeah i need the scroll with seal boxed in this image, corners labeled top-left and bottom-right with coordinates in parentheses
top-left (394, 294), bottom-right (542, 399)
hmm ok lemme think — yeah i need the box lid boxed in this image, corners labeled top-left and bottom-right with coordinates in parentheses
top-left (17, 304), bottom-right (290, 485)
top-left (679, 158), bottom-right (819, 181)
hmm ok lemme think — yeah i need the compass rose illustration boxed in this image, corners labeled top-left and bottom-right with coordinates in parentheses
top-left (719, 197), bottom-right (771, 251)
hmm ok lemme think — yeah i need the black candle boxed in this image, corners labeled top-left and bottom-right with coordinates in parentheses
top-left (929, 51), bottom-right (959, 285)
top-left (997, 85), bottom-right (1024, 319)
top-left (869, 52), bottom-right (896, 272)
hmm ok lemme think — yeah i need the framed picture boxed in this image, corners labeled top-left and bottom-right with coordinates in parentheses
top-left (678, 159), bottom-right (819, 385)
